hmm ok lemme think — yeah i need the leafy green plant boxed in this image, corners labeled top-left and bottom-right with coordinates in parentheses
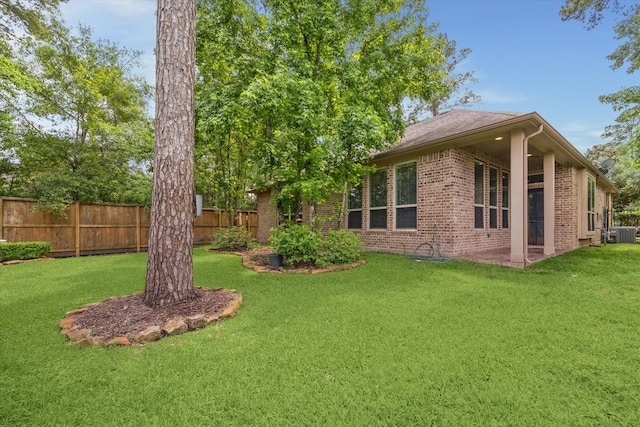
top-left (211, 226), bottom-right (253, 251)
top-left (269, 223), bottom-right (320, 266)
top-left (316, 230), bottom-right (363, 267)
top-left (0, 241), bottom-right (53, 261)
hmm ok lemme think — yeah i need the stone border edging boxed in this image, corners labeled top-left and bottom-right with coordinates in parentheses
top-left (241, 254), bottom-right (366, 274)
top-left (206, 247), bottom-right (366, 274)
top-left (59, 289), bottom-right (243, 347)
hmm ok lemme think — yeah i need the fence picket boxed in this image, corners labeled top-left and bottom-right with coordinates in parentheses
top-left (0, 197), bottom-right (257, 257)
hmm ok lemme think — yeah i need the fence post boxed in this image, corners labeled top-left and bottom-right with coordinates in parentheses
top-left (75, 202), bottom-right (81, 257)
top-left (0, 198), bottom-right (3, 240)
top-left (136, 205), bottom-right (141, 253)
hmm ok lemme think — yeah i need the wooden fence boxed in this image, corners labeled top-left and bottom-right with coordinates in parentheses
top-left (0, 197), bottom-right (257, 257)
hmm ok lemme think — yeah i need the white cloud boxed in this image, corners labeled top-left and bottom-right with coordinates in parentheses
top-left (477, 89), bottom-right (528, 105)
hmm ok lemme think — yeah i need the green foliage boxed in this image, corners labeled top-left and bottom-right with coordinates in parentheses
top-left (269, 223), bottom-right (320, 266)
top-left (196, 0), bottom-right (460, 223)
top-left (1, 23), bottom-right (153, 212)
top-left (211, 226), bottom-right (254, 251)
top-left (316, 230), bottom-right (363, 267)
top-left (561, 1), bottom-right (640, 165)
top-left (0, 241), bottom-right (52, 261)
top-left (269, 225), bottom-right (362, 267)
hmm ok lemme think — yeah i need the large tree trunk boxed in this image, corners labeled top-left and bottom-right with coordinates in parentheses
top-left (145, 0), bottom-right (198, 307)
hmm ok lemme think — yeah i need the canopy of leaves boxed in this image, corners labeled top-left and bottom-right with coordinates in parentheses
top-left (196, 0), bottom-right (454, 222)
top-left (561, 0), bottom-right (640, 165)
top-left (1, 23), bottom-right (154, 215)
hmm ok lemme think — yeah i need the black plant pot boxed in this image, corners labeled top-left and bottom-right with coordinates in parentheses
top-left (268, 253), bottom-right (283, 268)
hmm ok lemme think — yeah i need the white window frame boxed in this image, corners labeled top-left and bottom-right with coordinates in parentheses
top-left (474, 161), bottom-right (485, 229)
top-left (368, 168), bottom-right (388, 230)
top-left (394, 161), bottom-right (417, 230)
top-left (347, 183), bottom-right (363, 230)
top-left (502, 171), bottom-right (509, 229)
top-left (587, 175), bottom-right (596, 232)
top-left (489, 166), bottom-right (498, 229)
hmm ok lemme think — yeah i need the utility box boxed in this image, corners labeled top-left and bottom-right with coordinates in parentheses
top-left (610, 226), bottom-right (637, 244)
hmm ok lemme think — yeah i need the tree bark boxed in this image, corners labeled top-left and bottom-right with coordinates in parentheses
top-left (145, 0), bottom-right (198, 307)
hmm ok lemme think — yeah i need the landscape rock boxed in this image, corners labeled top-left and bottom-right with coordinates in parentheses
top-left (66, 328), bottom-right (92, 342)
top-left (185, 315), bottom-right (207, 330)
top-left (134, 325), bottom-right (163, 343)
top-left (162, 318), bottom-right (188, 336)
top-left (59, 316), bottom-right (77, 330)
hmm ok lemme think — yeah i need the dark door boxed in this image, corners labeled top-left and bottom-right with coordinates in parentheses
top-left (528, 188), bottom-right (544, 246)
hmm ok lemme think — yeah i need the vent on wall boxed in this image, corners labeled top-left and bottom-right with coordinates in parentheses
top-left (609, 227), bottom-right (637, 244)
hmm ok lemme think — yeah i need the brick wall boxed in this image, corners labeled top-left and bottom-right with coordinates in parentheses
top-left (347, 147), bottom-right (512, 257)
top-left (255, 190), bottom-right (277, 243)
top-left (259, 147), bottom-right (612, 256)
top-left (554, 164), bottom-right (579, 250)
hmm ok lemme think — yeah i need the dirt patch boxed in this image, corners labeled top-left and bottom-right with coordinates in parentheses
top-left (67, 287), bottom-right (239, 342)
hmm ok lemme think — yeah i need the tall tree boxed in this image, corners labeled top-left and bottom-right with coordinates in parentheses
top-left (1, 0), bottom-right (65, 134)
top-left (561, 1), bottom-right (640, 164)
top-left (197, 0), bottom-right (452, 228)
top-left (1, 24), bottom-right (153, 214)
top-left (425, 36), bottom-right (480, 118)
top-left (145, 0), bottom-right (198, 307)
top-left (195, 0), bottom-right (261, 225)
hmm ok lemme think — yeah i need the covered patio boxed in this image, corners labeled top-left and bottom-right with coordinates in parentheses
top-left (456, 247), bottom-right (570, 268)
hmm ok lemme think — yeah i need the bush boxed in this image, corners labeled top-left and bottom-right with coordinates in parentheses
top-left (317, 230), bottom-right (363, 267)
top-left (212, 226), bottom-right (253, 251)
top-left (269, 224), bottom-right (320, 267)
top-left (0, 241), bottom-right (53, 262)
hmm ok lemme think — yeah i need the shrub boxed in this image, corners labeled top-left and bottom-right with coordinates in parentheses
top-left (269, 223), bottom-right (320, 267)
top-left (212, 226), bottom-right (253, 251)
top-left (316, 230), bottom-right (363, 267)
top-left (0, 241), bottom-right (53, 262)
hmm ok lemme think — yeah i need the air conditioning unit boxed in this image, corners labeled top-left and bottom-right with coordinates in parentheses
top-left (610, 226), bottom-right (637, 244)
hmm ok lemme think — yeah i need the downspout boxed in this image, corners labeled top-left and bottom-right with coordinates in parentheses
top-left (522, 124), bottom-right (544, 265)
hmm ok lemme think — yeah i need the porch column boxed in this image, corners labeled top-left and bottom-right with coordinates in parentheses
top-left (510, 128), bottom-right (527, 266)
top-left (543, 152), bottom-right (556, 255)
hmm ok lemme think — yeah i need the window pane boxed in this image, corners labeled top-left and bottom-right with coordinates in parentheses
top-left (475, 163), bottom-right (484, 205)
top-left (348, 185), bottom-right (362, 210)
top-left (489, 167), bottom-right (498, 206)
top-left (396, 207), bottom-right (417, 229)
top-left (502, 172), bottom-right (509, 208)
top-left (370, 209), bottom-right (387, 229)
top-left (502, 209), bottom-right (509, 229)
top-left (528, 174), bottom-right (543, 184)
top-left (475, 206), bottom-right (484, 229)
top-left (348, 210), bottom-right (362, 229)
top-left (396, 162), bottom-right (417, 206)
top-left (490, 208), bottom-right (497, 229)
top-left (369, 169), bottom-right (387, 208)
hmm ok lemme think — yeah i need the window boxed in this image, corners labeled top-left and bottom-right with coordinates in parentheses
top-left (395, 162), bottom-right (417, 229)
top-left (489, 167), bottom-right (498, 229)
top-left (474, 162), bottom-right (484, 228)
top-left (588, 176), bottom-right (595, 232)
top-left (347, 184), bottom-right (362, 229)
top-left (369, 169), bottom-right (387, 229)
top-left (502, 172), bottom-right (509, 229)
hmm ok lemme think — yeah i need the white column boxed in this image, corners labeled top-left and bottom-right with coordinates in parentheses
top-left (510, 129), bottom-right (527, 266)
top-left (543, 153), bottom-right (556, 255)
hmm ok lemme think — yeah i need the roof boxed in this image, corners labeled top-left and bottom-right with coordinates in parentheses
top-left (375, 109), bottom-right (616, 192)
top-left (388, 110), bottom-right (526, 154)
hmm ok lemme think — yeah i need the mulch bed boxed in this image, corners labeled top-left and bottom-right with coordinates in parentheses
top-left (73, 287), bottom-right (237, 341)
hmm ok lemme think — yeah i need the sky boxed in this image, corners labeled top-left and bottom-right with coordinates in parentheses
top-left (60, 0), bottom-right (636, 154)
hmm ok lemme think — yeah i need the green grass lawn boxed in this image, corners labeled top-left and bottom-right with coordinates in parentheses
top-left (1, 245), bottom-right (639, 426)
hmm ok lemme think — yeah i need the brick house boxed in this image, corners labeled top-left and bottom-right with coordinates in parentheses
top-left (256, 110), bottom-right (616, 267)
